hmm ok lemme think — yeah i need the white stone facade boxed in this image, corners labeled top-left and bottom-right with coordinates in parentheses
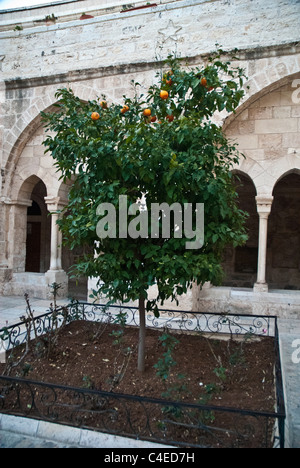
top-left (0, 0), bottom-right (300, 314)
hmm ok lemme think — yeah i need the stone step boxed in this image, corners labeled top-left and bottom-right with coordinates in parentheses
top-left (11, 273), bottom-right (47, 286)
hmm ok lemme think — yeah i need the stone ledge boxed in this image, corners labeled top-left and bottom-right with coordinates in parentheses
top-left (2, 272), bottom-right (68, 300)
top-left (194, 286), bottom-right (300, 318)
top-left (3, 42), bottom-right (300, 91)
top-left (0, 0), bottom-right (200, 33)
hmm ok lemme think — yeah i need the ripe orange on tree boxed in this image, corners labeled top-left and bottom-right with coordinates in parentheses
top-left (143, 108), bottom-right (152, 117)
top-left (201, 77), bottom-right (208, 87)
top-left (91, 112), bottom-right (100, 121)
top-left (121, 105), bottom-right (129, 114)
top-left (100, 101), bottom-right (108, 109)
top-left (160, 90), bottom-right (169, 100)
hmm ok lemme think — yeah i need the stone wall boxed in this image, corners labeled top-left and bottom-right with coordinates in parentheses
top-left (1, 0), bottom-right (300, 193)
top-left (0, 0), bottom-right (300, 308)
top-left (1, 0), bottom-right (299, 82)
top-left (226, 80), bottom-right (300, 198)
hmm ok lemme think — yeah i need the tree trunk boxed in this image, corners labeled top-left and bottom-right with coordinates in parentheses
top-left (137, 296), bottom-right (146, 372)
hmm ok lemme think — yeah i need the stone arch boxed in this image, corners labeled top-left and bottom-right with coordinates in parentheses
top-left (4, 107), bottom-right (71, 203)
top-left (57, 177), bottom-right (74, 204)
top-left (16, 174), bottom-right (48, 202)
top-left (6, 175), bottom-right (51, 274)
top-left (2, 88), bottom-right (58, 188)
top-left (271, 168), bottom-right (300, 196)
top-left (3, 98), bottom-right (57, 199)
top-left (231, 169), bottom-right (257, 193)
top-left (225, 71), bottom-right (300, 199)
top-left (2, 64), bottom-right (158, 194)
top-left (2, 92), bottom-right (101, 298)
top-left (2, 82), bottom-right (118, 200)
top-left (224, 68), bottom-right (300, 131)
top-left (23, 178), bottom-right (51, 273)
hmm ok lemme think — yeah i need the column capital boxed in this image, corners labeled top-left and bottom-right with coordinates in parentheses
top-left (44, 196), bottom-right (67, 213)
top-left (255, 195), bottom-right (273, 217)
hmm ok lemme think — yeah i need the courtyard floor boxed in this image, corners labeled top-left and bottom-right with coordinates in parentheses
top-left (0, 296), bottom-right (66, 328)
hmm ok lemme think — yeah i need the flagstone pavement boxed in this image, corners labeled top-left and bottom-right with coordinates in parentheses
top-left (0, 295), bottom-right (67, 329)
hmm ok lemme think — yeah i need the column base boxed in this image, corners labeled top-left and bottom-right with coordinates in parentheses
top-left (0, 267), bottom-right (13, 282)
top-left (253, 282), bottom-right (269, 293)
top-left (45, 270), bottom-right (69, 298)
top-left (0, 268), bottom-right (13, 295)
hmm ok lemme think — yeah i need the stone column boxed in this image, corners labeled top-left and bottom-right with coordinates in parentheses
top-left (254, 196), bottom-right (273, 293)
top-left (44, 196), bottom-right (68, 296)
top-left (0, 197), bottom-right (31, 295)
top-left (49, 210), bottom-right (60, 271)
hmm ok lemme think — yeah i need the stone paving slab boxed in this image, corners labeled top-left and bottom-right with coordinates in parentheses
top-left (0, 414), bottom-right (171, 449)
top-left (279, 330), bottom-right (300, 448)
top-left (0, 430), bottom-right (75, 448)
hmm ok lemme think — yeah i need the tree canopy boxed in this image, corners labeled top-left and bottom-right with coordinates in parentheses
top-left (42, 52), bottom-right (248, 371)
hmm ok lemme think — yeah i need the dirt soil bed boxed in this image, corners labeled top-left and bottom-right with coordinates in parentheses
top-left (0, 320), bottom-right (276, 448)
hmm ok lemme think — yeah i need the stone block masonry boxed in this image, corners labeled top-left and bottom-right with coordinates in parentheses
top-left (0, 0), bottom-right (300, 306)
top-left (0, 0), bottom-right (300, 82)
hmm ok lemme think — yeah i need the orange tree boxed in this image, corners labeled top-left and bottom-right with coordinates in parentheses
top-left (42, 53), bottom-right (248, 372)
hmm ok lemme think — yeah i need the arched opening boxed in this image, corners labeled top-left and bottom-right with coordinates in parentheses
top-left (25, 179), bottom-right (51, 273)
top-left (267, 173), bottom-right (300, 290)
top-left (222, 172), bottom-right (259, 288)
top-left (56, 178), bottom-right (89, 300)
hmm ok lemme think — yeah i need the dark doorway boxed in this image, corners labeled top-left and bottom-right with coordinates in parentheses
top-left (222, 173), bottom-right (259, 288)
top-left (25, 180), bottom-right (50, 273)
top-left (267, 173), bottom-right (300, 290)
top-left (25, 222), bottom-right (41, 272)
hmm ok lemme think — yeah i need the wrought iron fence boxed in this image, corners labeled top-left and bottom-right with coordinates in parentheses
top-left (0, 302), bottom-right (276, 350)
top-left (72, 301), bottom-right (277, 337)
top-left (0, 302), bottom-right (286, 448)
